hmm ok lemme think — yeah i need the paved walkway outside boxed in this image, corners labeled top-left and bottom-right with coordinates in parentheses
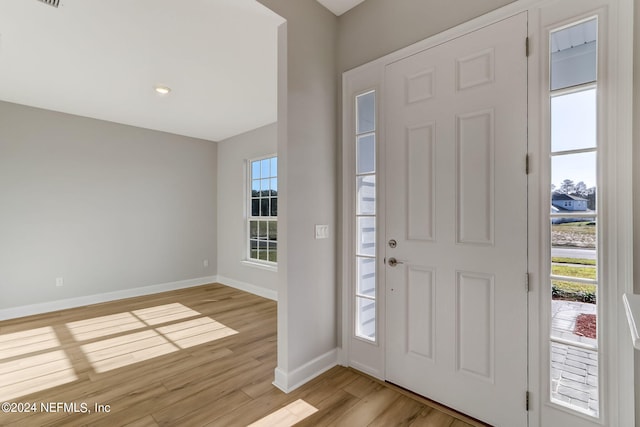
top-left (551, 300), bottom-right (598, 417)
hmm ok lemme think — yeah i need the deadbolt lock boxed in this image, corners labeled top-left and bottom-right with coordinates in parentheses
top-left (388, 239), bottom-right (397, 248)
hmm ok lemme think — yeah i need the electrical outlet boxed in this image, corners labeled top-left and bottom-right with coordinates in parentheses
top-left (203, 259), bottom-right (209, 268)
top-left (56, 277), bottom-right (64, 287)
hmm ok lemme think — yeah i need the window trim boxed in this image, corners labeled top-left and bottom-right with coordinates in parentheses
top-left (246, 154), bottom-right (278, 267)
top-left (533, 3), bottom-right (635, 425)
top-left (354, 89), bottom-right (378, 344)
top-left (547, 47), bottom-right (600, 418)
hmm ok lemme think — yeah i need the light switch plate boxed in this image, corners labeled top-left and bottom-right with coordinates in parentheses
top-left (315, 224), bottom-right (329, 239)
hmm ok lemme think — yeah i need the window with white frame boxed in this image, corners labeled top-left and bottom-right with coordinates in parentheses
top-left (548, 17), bottom-right (600, 418)
top-left (354, 90), bottom-right (376, 341)
top-left (248, 156), bottom-right (277, 264)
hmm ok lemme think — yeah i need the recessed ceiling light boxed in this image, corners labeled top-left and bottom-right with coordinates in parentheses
top-left (154, 85), bottom-right (171, 95)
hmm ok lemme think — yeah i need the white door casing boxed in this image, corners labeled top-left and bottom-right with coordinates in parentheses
top-left (341, 0), bottom-right (633, 425)
top-left (532, 0), bottom-right (635, 425)
top-left (384, 13), bottom-right (528, 427)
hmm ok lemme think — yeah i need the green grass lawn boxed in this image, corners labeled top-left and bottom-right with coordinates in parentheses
top-left (552, 280), bottom-right (596, 294)
top-left (551, 257), bottom-right (597, 303)
top-left (551, 264), bottom-right (596, 279)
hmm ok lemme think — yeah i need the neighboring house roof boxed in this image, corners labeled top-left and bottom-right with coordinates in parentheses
top-left (552, 193), bottom-right (588, 201)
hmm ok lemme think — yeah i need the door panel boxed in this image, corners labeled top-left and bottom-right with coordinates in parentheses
top-left (407, 123), bottom-right (436, 242)
top-left (407, 266), bottom-right (435, 360)
top-left (457, 109), bottom-right (494, 245)
top-left (385, 13), bottom-right (528, 427)
top-left (457, 271), bottom-right (494, 381)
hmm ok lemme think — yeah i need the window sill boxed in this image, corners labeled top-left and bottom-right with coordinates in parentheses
top-left (242, 260), bottom-right (278, 273)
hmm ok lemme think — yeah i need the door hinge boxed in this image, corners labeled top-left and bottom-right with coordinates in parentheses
top-left (525, 37), bottom-right (530, 57)
top-left (526, 391), bottom-right (530, 411)
top-left (525, 273), bottom-right (530, 292)
top-left (525, 154), bottom-right (530, 175)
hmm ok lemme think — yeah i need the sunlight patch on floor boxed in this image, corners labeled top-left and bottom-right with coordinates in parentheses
top-left (66, 303), bottom-right (202, 341)
top-left (0, 350), bottom-right (77, 401)
top-left (2, 303), bottom-right (238, 397)
top-left (0, 326), bottom-right (60, 358)
top-left (247, 399), bottom-right (318, 427)
top-left (75, 304), bottom-right (237, 372)
top-left (156, 317), bottom-right (238, 349)
top-left (81, 317), bottom-right (238, 371)
top-left (67, 312), bottom-right (146, 341)
top-left (133, 303), bottom-right (202, 325)
top-left (81, 330), bottom-right (179, 373)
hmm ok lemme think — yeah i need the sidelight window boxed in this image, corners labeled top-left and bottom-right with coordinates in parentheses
top-left (355, 90), bottom-right (377, 341)
top-left (548, 17), bottom-right (599, 418)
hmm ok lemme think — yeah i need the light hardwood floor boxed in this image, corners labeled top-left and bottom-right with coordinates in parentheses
top-left (0, 284), bottom-right (488, 426)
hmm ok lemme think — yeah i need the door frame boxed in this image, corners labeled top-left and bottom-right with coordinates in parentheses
top-left (528, 1), bottom-right (634, 425)
top-left (340, 0), bottom-right (633, 425)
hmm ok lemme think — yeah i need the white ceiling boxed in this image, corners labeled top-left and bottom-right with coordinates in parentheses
top-left (0, 0), bottom-right (284, 142)
top-left (316, 0), bottom-right (367, 16)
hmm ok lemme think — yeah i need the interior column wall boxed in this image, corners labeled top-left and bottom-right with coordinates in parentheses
top-left (257, 0), bottom-right (339, 386)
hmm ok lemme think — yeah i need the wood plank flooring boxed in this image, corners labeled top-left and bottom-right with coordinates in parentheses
top-left (0, 284), bottom-right (487, 426)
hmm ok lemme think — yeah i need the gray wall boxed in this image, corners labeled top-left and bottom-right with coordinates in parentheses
top-left (217, 123), bottom-right (278, 294)
top-left (0, 101), bottom-right (217, 309)
top-left (338, 0), bottom-right (515, 72)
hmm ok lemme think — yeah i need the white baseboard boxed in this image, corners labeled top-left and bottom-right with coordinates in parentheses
top-left (272, 348), bottom-right (338, 393)
top-left (274, 367), bottom-right (289, 392)
top-left (0, 276), bottom-right (217, 321)
top-left (337, 347), bottom-right (349, 366)
top-left (336, 348), bottom-right (383, 380)
top-left (349, 360), bottom-right (384, 381)
top-left (216, 275), bottom-right (278, 301)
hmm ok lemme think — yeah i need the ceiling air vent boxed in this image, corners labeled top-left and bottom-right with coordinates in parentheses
top-left (37, 0), bottom-right (60, 8)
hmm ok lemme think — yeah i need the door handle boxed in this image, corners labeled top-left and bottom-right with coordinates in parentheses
top-left (387, 257), bottom-right (404, 267)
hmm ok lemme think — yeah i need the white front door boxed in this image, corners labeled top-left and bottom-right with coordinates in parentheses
top-left (384, 13), bottom-right (528, 426)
